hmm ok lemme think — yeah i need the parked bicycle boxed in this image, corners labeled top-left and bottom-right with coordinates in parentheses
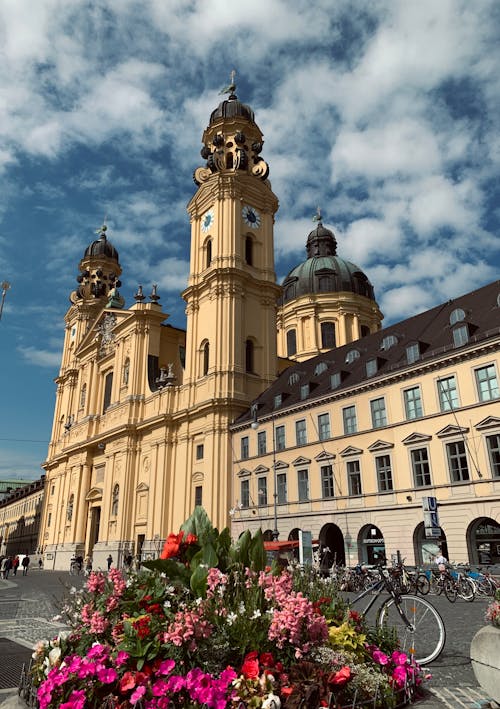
top-left (347, 565), bottom-right (446, 665)
top-left (465, 566), bottom-right (500, 597)
top-left (388, 560), bottom-right (430, 595)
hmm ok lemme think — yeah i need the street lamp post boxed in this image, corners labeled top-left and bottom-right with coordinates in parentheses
top-left (0, 281), bottom-right (11, 321)
top-left (251, 405), bottom-right (279, 541)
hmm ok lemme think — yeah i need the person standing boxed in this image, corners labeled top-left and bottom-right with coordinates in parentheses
top-left (84, 555), bottom-right (92, 576)
top-left (13, 556), bottom-right (20, 576)
top-left (107, 554), bottom-right (113, 571)
top-left (0, 556), bottom-right (9, 579)
top-left (21, 555), bottom-right (30, 576)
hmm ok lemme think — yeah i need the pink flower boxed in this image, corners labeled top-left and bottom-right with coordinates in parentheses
top-left (158, 659), bottom-right (175, 675)
top-left (391, 650), bottom-right (409, 666)
top-left (60, 689), bottom-right (86, 709)
top-left (372, 649), bottom-right (389, 665)
top-left (392, 665), bottom-right (408, 687)
top-left (131, 684), bottom-right (147, 704)
top-left (115, 650), bottom-right (130, 666)
top-left (97, 666), bottom-right (117, 684)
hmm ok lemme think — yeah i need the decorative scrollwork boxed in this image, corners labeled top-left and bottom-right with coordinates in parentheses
top-left (193, 166), bottom-right (212, 185)
top-left (251, 159), bottom-right (269, 180)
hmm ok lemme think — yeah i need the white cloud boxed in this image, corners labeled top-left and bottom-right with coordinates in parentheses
top-left (18, 346), bottom-right (62, 368)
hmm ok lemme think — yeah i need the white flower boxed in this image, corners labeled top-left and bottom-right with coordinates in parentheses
top-left (48, 646), bottom-right (61, 666)
top-left (251, 609), bottom-right (262, 619)
top-left (262, 694), bottom-right (281, 708)
top-left (226, 612), bottom-right (237, 626)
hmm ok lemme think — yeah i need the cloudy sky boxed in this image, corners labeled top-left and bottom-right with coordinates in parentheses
top-left (1, 0), bottom-right (499, 480)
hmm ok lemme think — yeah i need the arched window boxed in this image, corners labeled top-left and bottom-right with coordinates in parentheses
top-left (206, 239), bottom-right (212, 268)
top-left (321, 322), bottom-right (336, 349)
top-left (123, 358), bottom-right (130, 386)
top-left (103, 372), bottom-right (113, 413)
top-left (79, 383), bottom-right (87, 409)
top-left (111, 484), bottom-right (119, 516)
top-left (203, 342), bottom-right (209, 376)
top-left (245, 339), bottom-right (254, 373)
top-left (287, 329), bottom-right (297, 356)
top-left (245, 236), bottom-right (253, 266)
top-left (66, 494), bottom-right (74, 522)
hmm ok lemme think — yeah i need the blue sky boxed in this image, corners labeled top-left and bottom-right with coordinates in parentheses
top-left (1, 0), bottom-right (499, 480)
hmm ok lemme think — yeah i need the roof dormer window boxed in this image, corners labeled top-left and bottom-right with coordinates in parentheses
top-left (449, 307), bottom-right (465, 325)
top-left (380, 334), bottom-right (398, 351)
top-left (345, 349), bottom-right (360, 364)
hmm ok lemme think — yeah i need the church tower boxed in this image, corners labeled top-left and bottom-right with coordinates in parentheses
top-left (183, 84), bottom-right (280, 399)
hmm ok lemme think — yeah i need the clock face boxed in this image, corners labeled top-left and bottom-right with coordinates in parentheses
top-left (201, 209), bottom-right (214, 232)
top-left (242, 205), bottom-right (261, 229)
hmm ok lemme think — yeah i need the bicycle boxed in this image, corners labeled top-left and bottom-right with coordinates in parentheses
top-left (347, 565), bottom-right (446, 665)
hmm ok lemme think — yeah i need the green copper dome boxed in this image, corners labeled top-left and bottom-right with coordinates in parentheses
top-left (280, 221), bottom-right (375, 304)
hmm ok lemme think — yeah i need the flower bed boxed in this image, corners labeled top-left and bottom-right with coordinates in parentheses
top-left (26, 508), bottom-right (427, 708)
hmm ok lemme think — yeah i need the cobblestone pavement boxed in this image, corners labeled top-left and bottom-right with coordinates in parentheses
top-left (0, 574), bottom-right (498, 708)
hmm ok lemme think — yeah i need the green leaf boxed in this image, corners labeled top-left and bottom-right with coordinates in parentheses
top-left (190, 563), bottom-right (208, 597)
top-left (248, 528), bottom-right (266, 572)
top-left (181, 506), bottom-right (214, 543)
top-left (234, 529), bottom-right (251, 567)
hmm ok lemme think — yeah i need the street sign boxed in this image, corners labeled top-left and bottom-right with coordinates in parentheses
top-left (422, 496), bottom-right (440, 539)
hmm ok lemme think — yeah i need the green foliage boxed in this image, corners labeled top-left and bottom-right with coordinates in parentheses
top-left (142, 506), bottom-right (267, 598)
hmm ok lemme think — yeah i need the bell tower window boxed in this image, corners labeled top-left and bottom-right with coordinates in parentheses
top-left (245, 236), bottom-right (253, 266)
top-left (321, 322), bottom-right (336, 349)
top-left (287, 329), bottom-right (297, 357)
top-left (245, 339), bottom-right (254, 373)
top-left (206, 239), bottom-right (212, 268)
top-left (203, 342), bottom-right (209, 376)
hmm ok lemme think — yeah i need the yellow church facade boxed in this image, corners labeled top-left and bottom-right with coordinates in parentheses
top-left (39, 88), bottom-right (500, 571)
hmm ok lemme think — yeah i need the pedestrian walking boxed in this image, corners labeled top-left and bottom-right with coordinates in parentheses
top-left (0, 556), bottom-right (9, 579)
top-left (21, 555), bottom-right (30, 576)
top-left (13, 555), bottom-right (20, 576)
top-left (84, 555), bottom-right (92, 576)
top-left (38, 557), bottom-right (43, 570)
top-left (107, 554), bottom-right (113, 570)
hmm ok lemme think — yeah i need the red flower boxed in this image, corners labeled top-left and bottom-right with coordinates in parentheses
top-left (348, 610), bottom-right (362, 623)
top-left (119, 671), bottom-right (136, 693)
top-left (185, 533), bottom-right (198, 545)
top-left (328, 666), bottom-right (351, 686)
top-left (281, 686), bottom-right (293, 698)
top-left (259, 652), bottom-right (275, 668)
top-left (160, 531), bottom-right (185, 559)
top-left (241, 651), bottom-right (260, 679)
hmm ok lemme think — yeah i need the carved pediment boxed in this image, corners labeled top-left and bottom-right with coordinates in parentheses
top-left (292, 456), bottom-right (312, 467)
top-left (192, 472), bottom-right (204, 483)
top-left (436, 424), bottom-right (469, 438)
top-left (340, 446), bottom-right (363, 457)
top-left (253, 464), bottom-right (270, 474)
top-left (136, 482), bottom-right (150, 492)
top-left (402, 432), bottom-right (432, 445)
top-left (274, 460), bottom-right (289, 470)
top-left (367, 440), bottom-right (394, 452)
top-left (237, 468), bottom-right (252, 478)
top-left (475, 416), bottom-right (500, 430)
top-left (314, 450), bottom-right (336, 462)
top-left (85, 486), bottom-right (103, 501)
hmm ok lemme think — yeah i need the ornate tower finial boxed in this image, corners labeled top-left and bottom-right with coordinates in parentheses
top-left (219, 69), bottom-right (237, 96)
top-left (312, 206), bottom-right (323, 223)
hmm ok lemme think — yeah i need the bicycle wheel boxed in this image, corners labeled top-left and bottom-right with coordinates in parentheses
top-left (444, 579), bottom-right (457, 603)
top-left (475, 577), bottom-right (495, 596)
top-left (457, 577), bottom-right (475, 602)
top-left (415, 574), bottom-right (430, 595)
top-left (377, 594), bottom-right (446, 665)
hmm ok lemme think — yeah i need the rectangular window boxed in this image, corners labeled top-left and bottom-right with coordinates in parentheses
top-left (406, 343), bottom-right (420, 364)
top-left (274, 394), bottom-right (282, 409)
top-left (277, 473), bottom-right (287, 504)
top-left (475, 365), bottom-right (499, 401)
top-left (51, 485), bottom-right (55, 496)
top-left (103, 371), bottom-right (113, 413)
top-left (297, 469), bottom-right (309, 501)
top-left (370, 397), bottom-right (387, 428)
top-left (196, 444), bottom-right (204, 460)
top-left (295, 419), bottom-right (307, 445)
top-left (257, 430), bottom-right (267, 455)
top-left (486, 434), bottom-right (500, 478)
top-left (342, 405), bottom-right (357, 434)
top-left (366, 358), bottom-right (378, 377)
top-left (446, 441), bottom-right (470, 482)
top-left (318, 413), bottom-right (331, 441)
top-left (257, 477), bottom-right (268, 506)
top-left (347, 460), bottom-right (362, 496)
top-left (194, 486), bottom-right (202, 506)
top-left (275, 425), bottom-right (286, 451)
top-left (375, 455), bottom-right (393, 492)
top-left (404, 387), bottom-right (423, 420)
top-left (300, 384), bottom-right (310, 400)
top-left (240, 436), bottom-right (249, 460)
top-left (321, 465), bottom-right (335, 498)
top-left (410, 448), bottom-right (432, 487)
top-left (47, 512), bottom-right (52, 527)
top-left (330, 372), bottom-right (341, 390)
top-left (453, 324), bottom-right (469, 347)
top-left (240, 479), bottom-right (250, 508)
top-left (437, 376), bottom-right (459, 411)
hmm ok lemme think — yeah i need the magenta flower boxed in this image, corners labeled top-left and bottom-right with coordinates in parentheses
top-left (158, 659), bottom-right (175, 675)
top-left (372, 649), bottom-right (389, 665)
top-left (131, 684), bottom-right (147, 704)
top-left (60, 689), bottom-right (86, 709)
top-left (96, 666), bottom-right (118, 683)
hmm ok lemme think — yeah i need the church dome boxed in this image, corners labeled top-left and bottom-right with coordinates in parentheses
top-left (281, 221), bottom-right (375, 304)
top-left (209, 92), bottom-right (255, 125)
top-left (83, 226), bottom-right (119, 262)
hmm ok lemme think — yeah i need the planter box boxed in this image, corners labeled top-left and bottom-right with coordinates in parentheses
top-left (470, 625), bottom-right (500, 702)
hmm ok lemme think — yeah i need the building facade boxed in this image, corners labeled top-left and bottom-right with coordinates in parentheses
top-left (39, 87), bottom-right (500, 570)
top-left (231, 281), bottom-right (500, 567)
top-left (0, 476), bottom-right (45, 557)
